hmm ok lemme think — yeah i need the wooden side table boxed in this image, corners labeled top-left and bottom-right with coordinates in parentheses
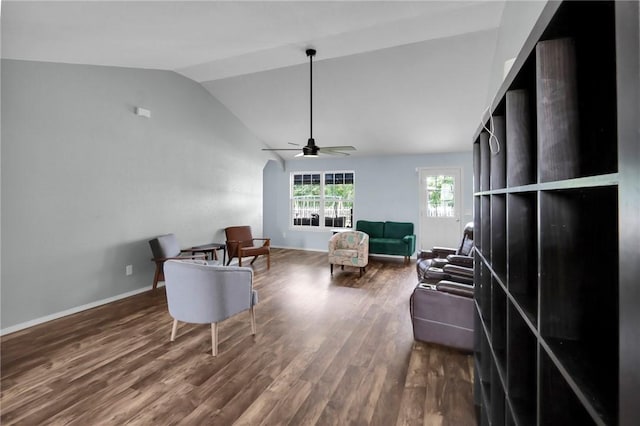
top-left (187, 243), bottom-right (226, 265)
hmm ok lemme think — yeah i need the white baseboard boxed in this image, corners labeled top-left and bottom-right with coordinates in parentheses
top-left (0, 284), bottom-right (163, 336)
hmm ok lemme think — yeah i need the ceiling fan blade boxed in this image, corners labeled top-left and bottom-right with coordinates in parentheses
top-left (322, 145), bottom-right (356, 151)
top-left (262, 148), bottom-right (301, 151)
top-left (319, 150), bottom-right (350, 156)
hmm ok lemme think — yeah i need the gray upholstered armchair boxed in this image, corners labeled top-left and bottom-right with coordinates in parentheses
top-left (163, 260), bottom-right (258, 356)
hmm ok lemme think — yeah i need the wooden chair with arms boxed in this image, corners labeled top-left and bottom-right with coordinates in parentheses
top-left (148, 233), bottom-right (206, 290)
top-left (224, 226), bottom-right (271, 269)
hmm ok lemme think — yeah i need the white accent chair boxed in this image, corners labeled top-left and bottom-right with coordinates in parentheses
top-left (328, 231), bottom-right (369, 277)
top-left (163, 260), bottom-right (258, 356)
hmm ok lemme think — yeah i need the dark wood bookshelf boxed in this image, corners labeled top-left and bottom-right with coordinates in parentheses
top-left (472, 1), bottom-right (639, 425)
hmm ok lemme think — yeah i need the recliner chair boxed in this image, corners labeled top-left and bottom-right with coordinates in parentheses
top-left (410, 223), bottom-right (475, 351)
top-left (410, 280), bottom-right (474, 351)
top-left (416, 222), bottom-right (474, 283)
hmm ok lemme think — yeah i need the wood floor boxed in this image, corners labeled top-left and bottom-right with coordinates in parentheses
top-left (1, 248), bottom-right (475, 425)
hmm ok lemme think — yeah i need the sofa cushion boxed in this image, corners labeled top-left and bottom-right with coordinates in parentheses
top-left (356, 220), bottom-right (385, 239)
top-left (369, 238), bottom-right (410, 256)
top-left (384, 221), bottom-right (414, 239)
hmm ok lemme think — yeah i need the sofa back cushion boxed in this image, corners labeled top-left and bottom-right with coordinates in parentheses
top-left (384, 221), bottom-right (414, 239)
top-left (356, 220), bottom-right (384, 238)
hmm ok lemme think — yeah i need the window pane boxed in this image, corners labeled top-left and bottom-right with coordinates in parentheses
top-left (325, 201), bottom-right (353, 228)
top-left (293, 173), bottom-right (320, 197)
top-left (426, 175), bottom-right (455, 217)
top-left (292, 199), bottom-right (320, 227)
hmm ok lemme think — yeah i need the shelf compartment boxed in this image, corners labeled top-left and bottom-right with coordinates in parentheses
top-left (474, 142), bottom-right (481, 193)
top-left (474, 251), bottom-right (482, 311)
top-left (474, 196), bottom-right (481, 252)
top-left (536, 37), bottom-right (580, 182)
top-left (506, 88), bottom-right (535, 187)
top-left (507, 302), bottom-right (537, 426)
top-left (540, 351), bottom-right (596, 425)
top-left (491, 194), bottom-right (507, 282)
top-left (507, 192), bottom-right (538, 326)
top-left (537, 2), bottom-right (618, 183)
top-left (474, 308), bottom-right (483, 407)
top-left (539, 186), bottom-right (618, 424)
top-left (481, 196), bottom-right (491, 259)
top-left (490, 115), bottom-right (506, 190)
top-left (506, 407), bottom-right (515, 426)
top-left (491, 280), bottom-right (507, 376)
top-left (480, 132), bottom-right (491, 192)
top-left (480, 262), bottom-right (492, 327)
top-left (491, 357), bottom-right (506, 426)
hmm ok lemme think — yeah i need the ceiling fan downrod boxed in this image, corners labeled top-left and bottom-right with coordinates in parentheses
top-left (306, 48), bottom-right (316, 145)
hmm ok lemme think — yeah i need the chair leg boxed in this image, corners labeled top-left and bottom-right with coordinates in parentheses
top-left (250, 306), bottom-right (256, 335)
top-left (238, 256), bottom-right (243, 267)
top-left (211, 323), bottom-right (218, 356)
top-left (330, 264), bottom-right (334, 275)
top-left (152, 264), bottom-right (162, 290)
top-left (250, 256), bottom-right (258, 265)
top-left (170, 319), bottom-right (178, 341)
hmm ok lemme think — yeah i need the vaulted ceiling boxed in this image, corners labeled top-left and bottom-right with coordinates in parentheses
top-left (1, 1), bottom-right (543, 159)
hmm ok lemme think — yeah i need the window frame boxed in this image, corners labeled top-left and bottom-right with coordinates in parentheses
top-left (290, 170), bottom-right (355, 231)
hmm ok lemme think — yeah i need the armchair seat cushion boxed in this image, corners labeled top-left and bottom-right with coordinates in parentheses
top-left (443, 264), bottom-right (474, 279)
top-left (333, 249), bottom-right (359, 258)
top-left (240, 245), bottom-right (269, 256)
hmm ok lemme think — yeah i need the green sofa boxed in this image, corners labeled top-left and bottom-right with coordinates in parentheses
top-left (355, 220), bottom-right (416, 264)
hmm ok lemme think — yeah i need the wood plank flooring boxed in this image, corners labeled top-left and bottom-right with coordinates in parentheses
top-left (1, 248), bottom-right (475, 425)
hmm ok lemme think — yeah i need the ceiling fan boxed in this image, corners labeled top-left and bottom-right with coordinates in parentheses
top-left (262, 49), bottom-right (356, 158)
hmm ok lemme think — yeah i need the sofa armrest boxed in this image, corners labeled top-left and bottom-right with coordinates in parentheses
top-left (432, 247), bottom-right (457, 258)
top-left (436, 280), bottom-right (474, 298)
top-left (402, 235), bottom-right (416, 255)
top-left (446, 254), bottom-right (474, 268)
top-left (417, 250), bottom-right (437, 260)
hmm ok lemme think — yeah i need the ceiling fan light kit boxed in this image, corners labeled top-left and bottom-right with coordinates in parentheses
top-left (262, 48), bottom-right (355, 158)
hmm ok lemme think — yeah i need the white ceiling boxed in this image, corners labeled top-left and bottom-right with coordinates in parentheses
top-left (1, 1), bottom-right (516, 159)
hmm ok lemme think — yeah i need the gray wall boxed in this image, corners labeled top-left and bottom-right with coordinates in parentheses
top-left (485, 1), bottom-right (548, 106)
top-left (1, 59), bottom-right (273, 330)
top-left (263, 152), bottom-right (473, 252)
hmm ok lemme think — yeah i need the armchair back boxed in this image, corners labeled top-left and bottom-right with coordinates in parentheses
top-left (149, 233), bottom-right (181, 259)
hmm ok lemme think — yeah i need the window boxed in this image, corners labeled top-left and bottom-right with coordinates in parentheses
top-left (291, 171), bottom-right (354, 229)
top-left (425, 174), bottom-right (455, 217)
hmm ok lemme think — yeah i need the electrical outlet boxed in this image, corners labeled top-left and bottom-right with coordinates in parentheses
top-left (125, 264), bottom-right (133, 276)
